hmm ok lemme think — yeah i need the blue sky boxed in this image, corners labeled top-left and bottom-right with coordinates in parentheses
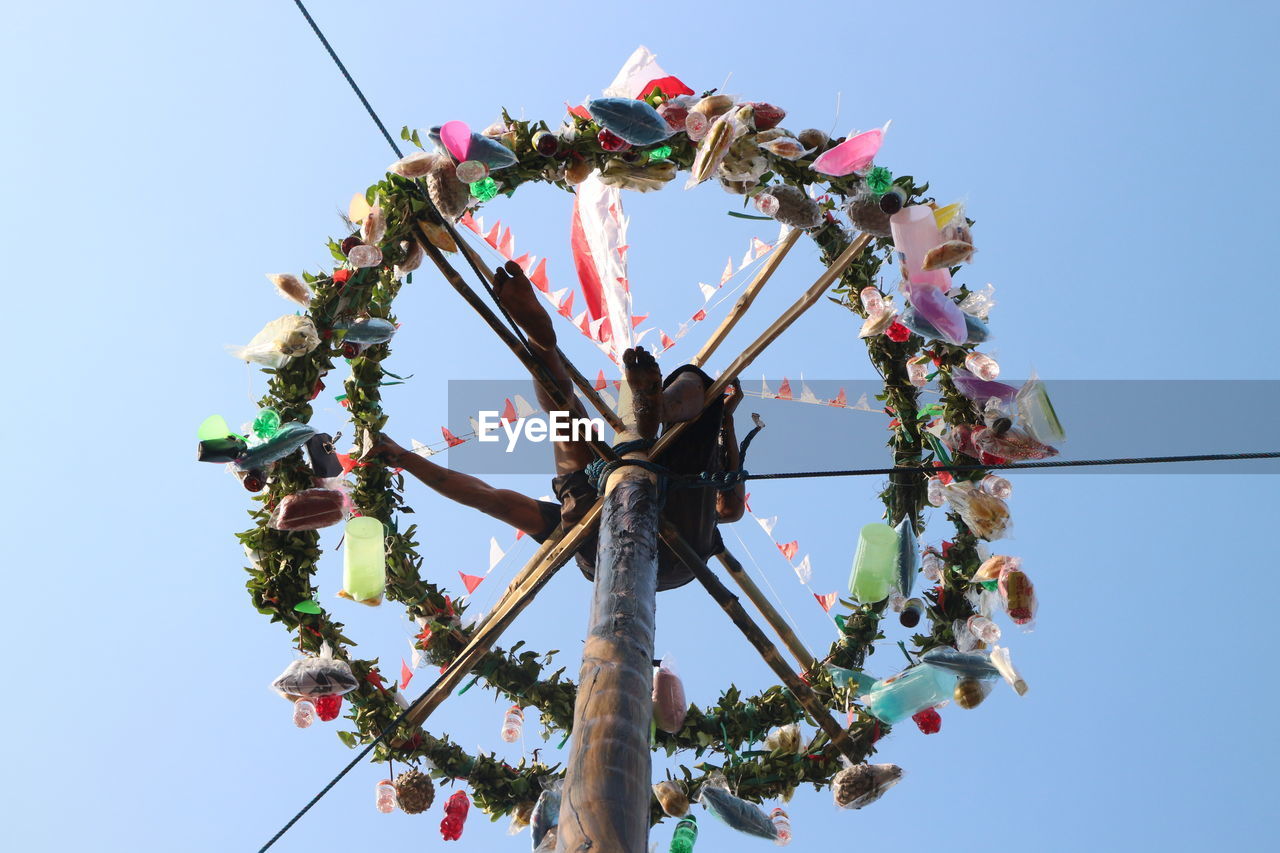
top-left (4, 1), bottom-right (1278, 851)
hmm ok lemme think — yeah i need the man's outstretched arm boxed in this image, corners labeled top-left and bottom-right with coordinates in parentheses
top-left (367, 435), bottom-right (550, 536)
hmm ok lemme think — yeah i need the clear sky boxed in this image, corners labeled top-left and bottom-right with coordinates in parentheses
top-left (4, 1), bottom-right (1278, 851)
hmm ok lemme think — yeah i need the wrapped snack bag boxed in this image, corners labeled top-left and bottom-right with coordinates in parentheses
top-left (699, 772), bottom-right (778, 840)
top-left (652, 657), bottom-right (688, 733)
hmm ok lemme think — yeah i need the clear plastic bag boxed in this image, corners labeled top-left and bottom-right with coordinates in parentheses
top-left (530, 778), bottom-right (562, 851)
top-left (272, 644), bottom-right (359, 698)
top-left (941, 482), bottom-right (1012, 541)
top-left (764, 723), bottom-right (802, 754)
top-left (653, 779), bottom-right (690, 817)
top-left (268, 488), bottom-right (348, 531)
top-left (334, 317), bottom-right (396, 346)
top-left (1016, 370), bottom-right (1067, 444)
top-left (234, 422), bottom-right (317, 472)
top-left (698, 772), bottom-right (778, 840)
top-left (228, 315), bottom-right (320, 368)
top-left (975, 426), bottom-right (1057, 461)
top-left (587, 97), bottom-right (672, 147)
top-left (830, 763), bottom-right (903, 810)
top-left (652, 657), bottom-right (688, 733)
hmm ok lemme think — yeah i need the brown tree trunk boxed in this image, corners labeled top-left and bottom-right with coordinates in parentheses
top-left (557, 466), bottom-right (659, 853)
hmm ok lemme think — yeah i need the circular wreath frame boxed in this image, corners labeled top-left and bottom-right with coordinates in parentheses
top-left (237, 92), bottom-right (1014, 823)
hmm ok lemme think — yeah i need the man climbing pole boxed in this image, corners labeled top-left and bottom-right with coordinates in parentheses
top-left (370, 260), bottom-right (746, 590)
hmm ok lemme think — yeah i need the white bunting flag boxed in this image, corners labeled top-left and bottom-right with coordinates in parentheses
top-left (757, 515), bottom-right (778, 536)
top-left (489, 537), bottom-right (505, 571)
top-left (794, 554), bottom-right (813, 584)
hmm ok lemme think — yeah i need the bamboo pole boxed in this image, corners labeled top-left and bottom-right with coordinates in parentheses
top-left (455, 233), bottom-right (626, 433)
top-left (414, 221), bottom-right (621, 458)
top-left (649, 232), bottom-right (872, 461)
top-left (715, 549), bottom-right (817, 672)
top-left (401, 502), bottom-right (601, 730)
top-left (660, 523), bottom-right (861, 766)
top-left (690, 227), bottom-right (802, 368)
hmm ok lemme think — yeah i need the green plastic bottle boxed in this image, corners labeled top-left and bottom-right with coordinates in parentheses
top-left (670, 815), bottom-right (698, 853)
top-left (849, 523), bottom-right (898, 603)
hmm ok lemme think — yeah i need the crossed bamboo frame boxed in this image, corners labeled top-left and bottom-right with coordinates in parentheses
top-left (398, 218), bottom-right (873, 765)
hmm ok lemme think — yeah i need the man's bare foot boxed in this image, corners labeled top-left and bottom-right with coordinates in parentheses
top-left (622, 346), bottom-right (663, 440)
top-left (494, 261), bottom-right (556, 350)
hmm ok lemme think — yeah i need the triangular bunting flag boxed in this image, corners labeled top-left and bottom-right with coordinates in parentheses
top-left (741, 246), bottom-right (755, 269)
top-left (410, 439), bottom-right (436, 458)
top-left (513, 394), bottom-right (537, 418)
top-left (800, 380), bottom-right (820, 404)
top-left (573, 309), bottom-right (590, 335)
top-left (778, 378), bottom-right (793, 400)
top-left (558, 291), bottom-right (576, 318)
top-left (631, 314), bottom-right (648, 328)
top-left (484, 222), bottom-right (501, 248)
top-left (459, 211), bottom-right (481, 234)
top-left (760, 376), bottom-right (774, 399)
top-left (529, 258), bottom-right (550, 292)
top-left (852, 393), bottom-right (873, 411)
top-left (699, 282), bottom-right (717, 302)
top-left (459, 571), bottom-right (484, 595)
top-left (594, 369), bottom-right (607, 391)
top-left (692, 309), bottom-right (707, 322)
top-left (744, 492), bottom-right (752, 513)
top-left (598, 389), bottom-right (618, 409)
top-left (501, 398), bottom-right (518, 424)
top-left (336, 452), bottom-right (359, 476)
top-left (442, 427), bottom-right (465, 447)
top-left (815, 592), bottom-right (838, 612)
top-left (778, 540), bottom-right (799, 561)
top-left (757, 515), bottom-right (778, 535)
top-left (831, 388), bottom-right (848, 407)
top-left (489, 537), bottom-right (505, 571)
top-left (795, 555), bottom-right (813, 584)
top-left (720, 258), bottom-right (734, 285)
top-left (512, 253), bottom-right (533, 272)
top-left (547, 287), bottom-right (567, 307)
top-left (752, 237), bottom-right (772, 256)
top-left (515, 528), bottom-right (525, 540)
top-left (400, 659), bottom-right (414, 689)
top-left (498, 228), bottom-right (515, 259)
top-left (660, 331), bottom-right (675, 349)
top-left (590, 316), bottom-right (608, 341)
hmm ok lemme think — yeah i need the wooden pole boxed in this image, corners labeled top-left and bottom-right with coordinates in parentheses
top-left (660, 523), bottom-right (862, 765)
top-left (715, 549), bottom-right (817, 672)
top-left (558, 450), bottom-right (659, 852)
top-left (400, 506), bottom-right (599, 730)
top-left (690, 227), bottom-right (802, 368)
top-left (649, 232), bottom-right (872, 461)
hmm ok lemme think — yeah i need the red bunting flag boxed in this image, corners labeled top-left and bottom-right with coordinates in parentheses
top-left (529, 258), bottom-right (549, 292)
top-left (831, 388), bottom-right (847, 407)
top-left (778, 540), bottom-right (799, 561)
top-left (558, 291), bottom-right (575, 318)
top-left (512, 253), bottom-right (533, 272)
top-left (442, 427), bottom-right (465, 447)
top-left (815, 592), bottom-right (838, 612)
top-left (778, 378), bottom-right (793, 400)
top-left (459, 211), bottom-right (481, 233)
top-left (335, 453), bottom-right (360, 476)
top-left (744, 492), bottom-right (751, 513)
top-left (692, 309), bottom-right (707, 322)
top-left (566, 102), bottom-right (592, 120)
top-left (400, 659), bottom-right (414, 689)
top-left (594, 369), bottom-right (607, 391)
top-left (501, 398), bottom-right (518, 424)
top-left (484, 222), bottom-right (501, 248)
top-left (631, 314), bottom-right (648, 328)
top-left (459, 572), bottom-right (484, 595)
top-left (660, 331), bottom-right (675, 349)
top-left (515, 529), bottom-right (525, 540)
top-left (498, 228), bottom-right (514, 259)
